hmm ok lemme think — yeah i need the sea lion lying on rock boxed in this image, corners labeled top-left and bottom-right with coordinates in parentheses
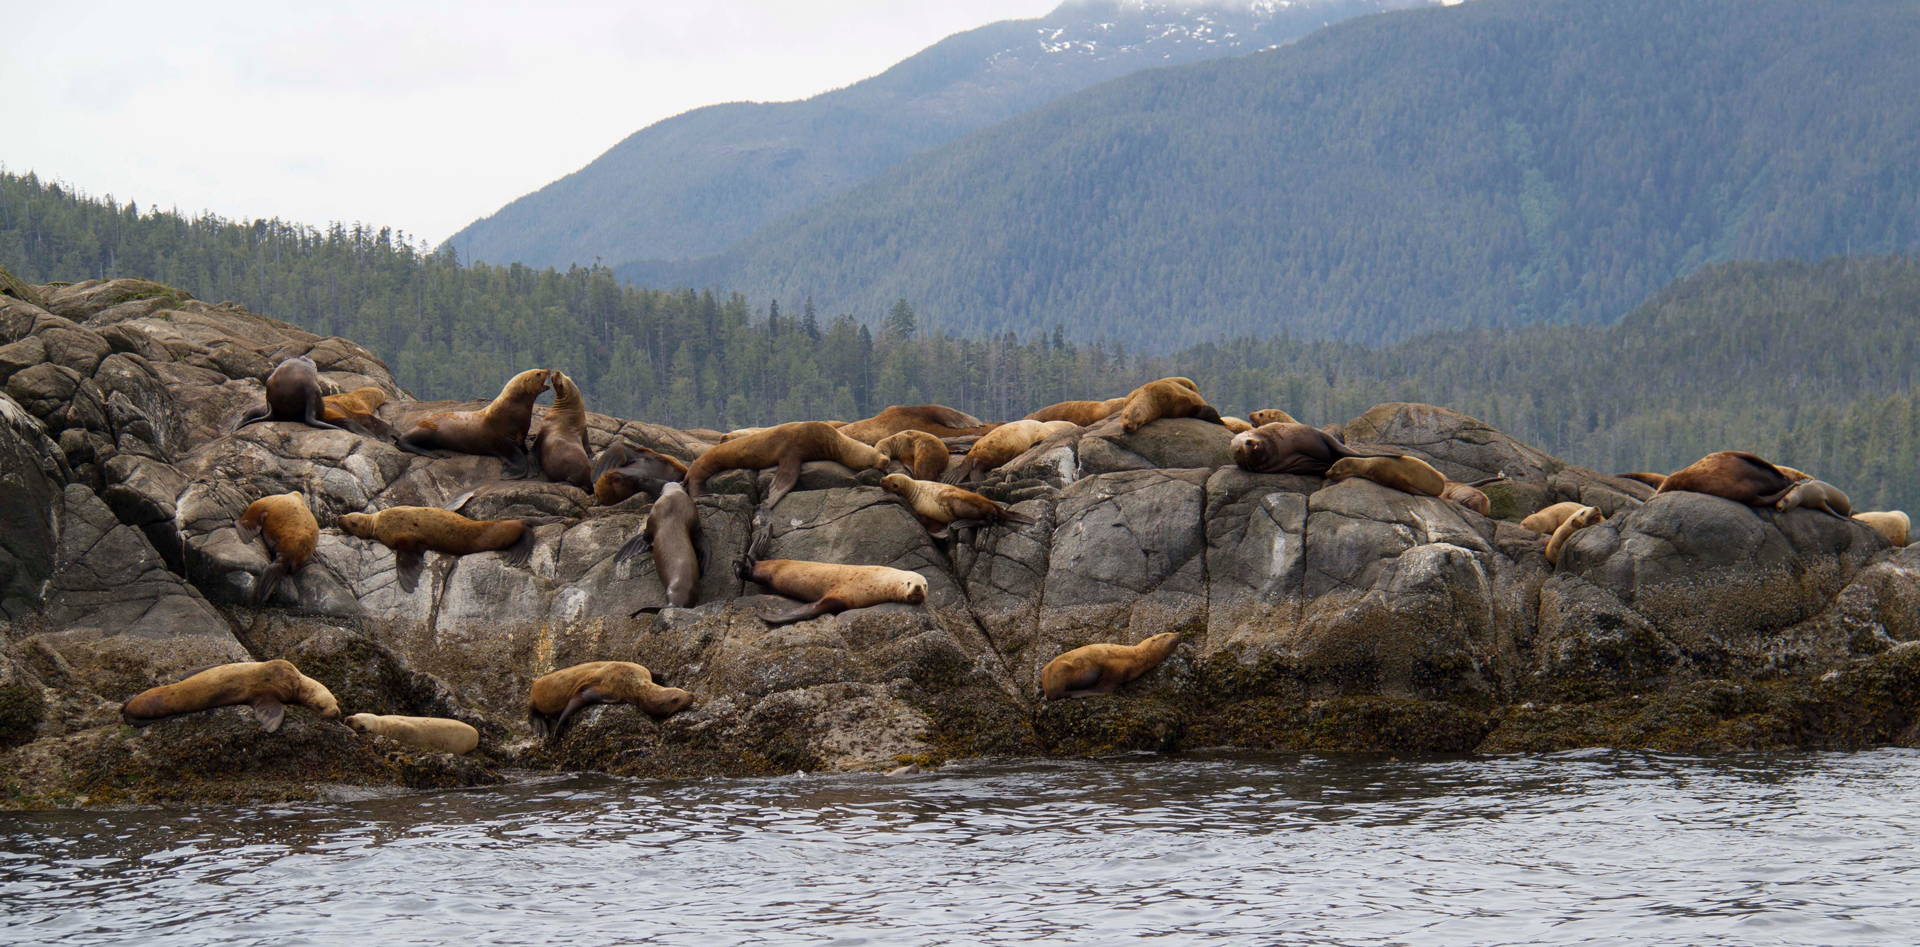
top-left (881, 473), bottom-right (1035, 538)
top-left (121, 660), bottom-right (340, 732)
top-left (528, 661), bottom-right (693, 742)
top-left (339, 503), bottom-right (548, 591)
top-left (950, 419), bottom-right (1078, 483)
top-left (319, 386), bottom-right (401, 440)
top-left (1545, 505), bottom-right (1603, 567)
top-left (1248, 408), bottom-right (1298, 426)
top-left (1775, 479), bottom-right (1852, 518)
top-left (1852, 511), bottom-right (1910, 547)
top-left (739, 535), bottom-right (928, 624)
top-left (1440, 478), bottom-right (1503, 517)
top-left (1656, 451), bottom-right (1798, 507)
top-left (1025, 398), bottom-right (1125, 426)
top-left (590, 442), bottom-right (688, 506)
top-left (1119, 377), bottom-right (1222, 433)
top-left (1521, 501), bottom-right (1588, 534)
top-left (346, 713), bottom-right (479, 755)
top-left (236, 491), bottom-right (318, 605)
top-left (1041, 633), bottom-right (1180, 701)
top-left (684, 420), bottom-right (887, 506)
top-left (835, 405), bottom-right (998, 444)
top-left (233, 355), bottom-right (341, 433)
top-left (876, 429), bottom-right (951, 482)
top-left (1325, 454), bottom-right (1446, 497)
top-left (397, 368), bottom-right (553, 476)
top-left (1230, 422), bottom-right (1367, 476)
top-left (1220, 416), bottom-right (1253, 433)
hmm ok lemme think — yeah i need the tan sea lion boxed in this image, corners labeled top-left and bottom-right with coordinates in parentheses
top-left (1440, 478), bottom-right (1504, 517)
top-left (346, 713), bottom-right (480, 755)
top-left (121, 660), bottom-right (340, 731)
top-left (1775, 479), bottom-right (1852, 518)
top-left (1545, 505), bottom-right (1603, 567)
top-left (590, 442), bottom-right (689, 505)
top-left (950, 419), bottom-right (1078, 483)
top-left (835, 405), bottom-right (999, 444)
top-left (1656, 451), bottom-right (1798, 507)
top-left (876, 429), bottom-right (951, 482)
top-left (527, 661), bottom-right (694, 742)
top-left (1852, 511), bottom-right (1910, 547)
top-left (1119, 378), bottom-right (1221, 433)
top-left (1025, 398), bottom-right (1126, 426)
top-left (615, 480), bottom-right (706, 612)
top-left (233, 355), bottom-right (341, 433)
top-left (1041, 632), bottom-right (1180, 701)
top-left (881, 473), bottom-right (1036, 538)
top-left (397, 368), bottom-right (554, 477)
top-left (339, 504), bottom-right (545, 591)
top-left (236, 491), bottom-right (318, 605)
top-left (1521, 501), bottom-right (1589, 534)
top-left (1326, 455), bottom-right (1447, 497)
top-left (1230, 422), bottom-right (1367, 476)
top-left (740, 535), bottom-right (928, 624)
top-left (721, 427), bottom-right (768, 442)
top-left (531, 370), bottom-right (594, 488)
top-left (1616, 472), bottom-right (1668, 490)
top-left (1220, 416), bottom-right (1254, 434)
top-left (321, 387), bottom-right (388, 419)
top-left (684, 421), bottom-right (887, 506)
top-left (1248, 408), bottom-right (1298, 427)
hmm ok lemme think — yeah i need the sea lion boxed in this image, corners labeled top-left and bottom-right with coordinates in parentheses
top-left (615, 480), bottom-right (706, 612)
top-left (1616, 472), bottom-right (1668, 490)
top-left (233, 355), bottom-right (341, 433)
top-left (346, 713), bottom-right (479, 755)
top-left (1119, 378), bottom-right (1221, 433)
top-left (531, 370), bottom-right (594, 488)
top-left (684, 421), bottom-right (887, 506)
top-left (876, 429), bottom-right (951, 482)
top-left (121, 660), bottom-right (340, 732)
top-left (1775, 479), bottom-right (1853, 518)
top-left (1852, 511), bottom-right (1910, 547)
top-left (235, 491), bottom-right (318, 605)
top-left (721, 427), bottom-right (767, 442)
top-left (1325, 454), bottom-right (1447, 497)
top-left (321, 387), bottom-right (388, 419)
top-left (950, 419), bottom-right (1078, 483)
top-left (1040, 632), bottom-right (1181, 701)
top-left (1220, 416), bottom-right (1254, 434)
top-left (527, 661), bottom-right (694, 742)
top-left (1521, 501), bottom-right (1589, 534)
top-left (1248, 408), bottom-right (1298, 427)
top-left (397, 368), bottom-right (554, 476)
top-left (881, 473), bottom-right (1036, 538)
top-left (1440, 477), bottom-right (1504, 517)
top-left (1025, 398), bottom-right (1126, 426)
top-left (1230, 422), bottom-right (1366, 476)
top-left (1545, 505), bottom-right (1603, 567)
top-left (338, 505), bottom-right (544, 591)
top-left (740, 536), bottom-right (928, 624)
top-left (1775, 465), bottom-right (1813, 482)
top-left (1655, 451), bottom-right (1798, 507)
top-left (835, 405), bottom-right (999, 444)
top-left (590, 442), bottom-right (689, 506)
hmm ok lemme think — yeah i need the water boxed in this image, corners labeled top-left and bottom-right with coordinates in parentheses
top-left (2, 750), bottom-right (1916, 946)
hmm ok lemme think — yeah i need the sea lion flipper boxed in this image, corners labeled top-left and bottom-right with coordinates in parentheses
top-left (614, 532), bottom-right (653, 564)
top-left (395, 550), bottom-right (425, 592)
top-left (501, 444), bottom-right (532, 480)
top-left (232, 405), bottom-right (271, 433)
top-left (766, 453), bottom-right (803, 508)
top-left (552, 687), bottom-right (607, 739)
top-left (253, 561), bottom-right (288, 606)
top-left (443, 490), bottom-right (477, 512)
top-left (395, 431), bottom-right (438, 457)
top-left (759, 598), bottom-right (836, 625)
top-left (998, 508), bottom-right (1037, 526)
top-left (590, 443), bottom-right (633, 485)
top-left (501, 526), bottom-right (538, 568)
top-left (252, 697), bottom-right (287, 732)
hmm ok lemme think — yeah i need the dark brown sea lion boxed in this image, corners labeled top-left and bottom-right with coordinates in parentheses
top-left (531, 370), bottom-right (593, 488)
top-left (739, 534), bottom-right (928, 624)
top-left (233, 355), bottom-right (341, 433)
top-left (121, 660), bottom-right (340, 731)
top-left (875, 430), bottom-right (951, 482)
top-left (236, 491), bottom-right (318, 605)
top-left (1119, 378), bottom-right (1221, 433)
top-left (338, 504), bottom-right (545, 591)
top-left (1775, 479), bottom-right (1852, 518)
top-left (1655, 451), bottom-right (1798, 507)
top-left (1024, 398), bottom-right (1126, 426)
top-left (346, 713), bottom-right (479, 754)
top-left (949, 419), bottom-right (1078, 483)
top-left (1041, 632), bottom-right (1180, 701)
top-left (1229, 422), bottom-right (1369, 476)
top-left (397, 368), bottom-right (554, 476)
top-left (527, 661), bottom-right (694, 742)
top-left (1545, 505), bottom-right (1603, 566)
top-left (616, 481), bottom-right (706, 612)
top-left (835, 405), bottom-right (999, 444)
top-left (881, 473), bottom-right (1035, 538)
top-left (683, 421), bottom-right (887, 507)
top-left (1325, 455), bottom-right (1447, 497)
top-left (590, 442), bottom-right (689, 506)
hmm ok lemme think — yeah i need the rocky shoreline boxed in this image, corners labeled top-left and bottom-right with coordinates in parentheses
top-left (2, 278), bottom-right (1916, 809)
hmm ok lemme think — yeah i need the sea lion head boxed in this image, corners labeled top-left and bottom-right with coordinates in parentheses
top-left (1249, 408), bottom-right (1295, 427)
top-left (647, 686), bottom-right (696, 717)
top-left (507, 368), bottom-right (555, 398)
top-left (1568, 506), bottom-right (1604, 532)
top-left (345, 712), bottom-right (377, 734)
top-left (338, 511), bottom-right (376, 539)
top-left (880, 473), bottom-right (915, 498)
top-left (1325, 457), bottom-right (1363, 483)
top-left (1230, 430), bottom-right (1268, 469)
top-left (897, 571), bottom-right (928, 605)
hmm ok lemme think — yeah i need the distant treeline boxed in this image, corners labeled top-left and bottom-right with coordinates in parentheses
top-left (3, 170), bottom-right (1914, 510)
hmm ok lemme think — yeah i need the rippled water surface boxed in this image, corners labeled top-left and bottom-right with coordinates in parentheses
top-left (3, 750), bottom-right (1917, 945)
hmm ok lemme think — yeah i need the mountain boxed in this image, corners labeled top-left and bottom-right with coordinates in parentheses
top-left (619, 0), bottom-right (1920, 348)
top-left (446, 0), bottom-right (1440, 269)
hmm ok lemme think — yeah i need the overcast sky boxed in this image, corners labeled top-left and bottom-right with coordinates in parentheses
top-left (3, 0), bottom-right (1057, 246)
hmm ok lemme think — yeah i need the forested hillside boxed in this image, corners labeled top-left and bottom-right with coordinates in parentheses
top-left (6, 170), bottom-right (1915, 510)
top-left (447, 0), bottom-right (1434, 269)
top-left (622, 0), bottom-right (1920, 348)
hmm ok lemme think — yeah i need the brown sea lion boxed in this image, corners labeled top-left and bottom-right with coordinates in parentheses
top-left (590, 442), bottom-right (689, 506)
top-left (876, 430), bottom-right (951, 482)
top-left (1545, 505), bottom-right (1604, 567)
top-left (1220, 416), bottom-right (1254, 434)
top-left (529, 370), bottom-right (594, 488)
top-left (1119, 378), bottom-right (1221, 433)
top-left (397, 368), bottom-right (554, 477)
top-left (236, 491), bottom-right (318, 605)
top-left (1775, 479), bottom-right (1853, 518)
top-left (321, 387), bottom-right (388, 419)
top-left (1025, 398), bottom-right (1126, 426)
top-left (527, 661), bottom-right (694, 742)
top-left (881, 473), bottom-right (1036, 538)
top-left (233, 355), bottom-right (341, 433)
top-left (1230, 422), bottom-right (1367, 476)
top-left (720, 427), bottom-right (768, 442)
top-left (1325, 455), bottom-right (1447, 497)
top-left (683, 421), bottom-right (887, 506)
top-left (739, 535), bottom-right (928, 624)
top-left (950, 419), bottom-right (1078, 483)
top-left (1655, 451), bottom-right (1798, 507)
top-left (1852, 511), bottom-right (1910, 547)
top-left (1041, 632), bottom-right (1180, 701)
top-left (1616, 472), bottom-right (1668, 490)
top-left (615, 481), bottom-right (706, 612)
top-left (346, 713), bottom-right (480, 755)
top-left (1521, 501), bottom-right (1589, 534)
top-left (1248, 408), bottom-right (1298, 427)
top-left (339, 505), bottom-right (545, 591)
top-left (1440, 477), bottom-right (1504, 517)
top-left (121, 659), bottom-right (340, 732)
top-left (835, 405), bottom-right (999, 444)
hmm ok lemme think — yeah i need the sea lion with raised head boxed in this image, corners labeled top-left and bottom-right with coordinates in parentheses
top-left (1230, 422), bottom-right (1367, 476)
top-left (339, 505), bottom-right (546, 591)
top-left (531, 370), bottom-right (594, 488)
top-left (1852, 511), bottom-right (1910, 547)
top-left (876, 429), bottom-right (951, 482)
top-left (684, 421), bottom-right (887, 506)
top-left (121, 660), bottom-right (340, 732)
top-left (615, 481), bottom-right (707, 612)
top-left (1325, 454), bottom-right (1447, 497)
top-left (1655, 451), bottom-right (1798, 507)
top-left (1521, 501), bottom-right (1589, 535)
top-left (835, 405), bottom-right (999, 444)
top-left (881, 473), bottom-right (1035, 538)
top-left (236, 492), bottom-right (318, 605)
top-left (1248, 408), bottom-right (1298, 427)
top-left (233, 355), bottom-right (341, 433)
top-left (1775, 479), bottom-right (1853, 518)
top-left (950, 419), bottom-right (1078, 483)
top-left (397, 368), bottom-right (553, 476)
top-left (1545, 505), bottom-right (1604, 567)
top-left (739, 534), bottom-right (928, 624)
top-left (527, 661), bottom-right (694, 742)
top-left (590, 442), bottom-right (689, 506)
top-left (1025, 398), bottom-right (1126, 426)
top-left (1616, 472), bottom-right (1667, 490)
top-left (1119, 378), bottom-right (1221, 433)
top-left (1041, 632), bottom-right (1181, 701)
top-left (346, 713), bottom-right (480, 755)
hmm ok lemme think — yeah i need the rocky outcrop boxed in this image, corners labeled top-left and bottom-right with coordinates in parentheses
top-left (2, 280), bottom-right (1915, 807)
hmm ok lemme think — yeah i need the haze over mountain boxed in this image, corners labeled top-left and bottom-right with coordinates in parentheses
top-left (620, 0), bottom-right (1920, 349)
top-left (447, 0), bottom-right (1441, 269)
